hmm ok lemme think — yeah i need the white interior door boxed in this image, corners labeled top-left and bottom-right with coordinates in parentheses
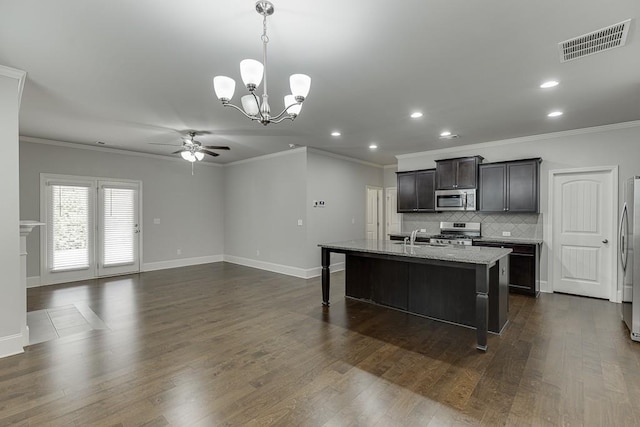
top-left (551, 168), bottom-right (615, 299)
top-left (97, 181), bottom-right (140, 277)
top-left (366, 187), bottom-right (382, 240)
top-left (385, 187), bottom-right (401, 238)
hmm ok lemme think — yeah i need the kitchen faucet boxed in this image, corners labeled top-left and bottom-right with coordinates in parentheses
top-left (410, 229), bottom-right (421, 247)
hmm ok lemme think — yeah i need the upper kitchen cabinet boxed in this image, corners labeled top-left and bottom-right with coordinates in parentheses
top-left (478, 158), bottom-right (541, 213)
top-left (435, 156), bottom-right (484, 190)
top-left (396, 169), bottom-right (435, 212)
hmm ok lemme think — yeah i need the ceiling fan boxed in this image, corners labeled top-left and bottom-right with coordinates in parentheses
top-left (151, 131), bottom-right (230, 162)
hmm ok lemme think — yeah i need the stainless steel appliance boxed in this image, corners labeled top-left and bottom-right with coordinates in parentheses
top-left (620, 176), bottom-right (640, 341)
top-left (430, 222), bottom-right (480, 246)
top-left (435, 189), bottom-right (477, 211)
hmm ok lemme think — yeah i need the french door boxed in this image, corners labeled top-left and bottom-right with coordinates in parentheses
top-left (41, 175), bottom-right (141, 285)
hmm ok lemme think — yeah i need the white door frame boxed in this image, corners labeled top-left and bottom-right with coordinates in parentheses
top-left (385, 187), bottom-right (401, 239)
top-left (366, 186), bottom-right (383, 240)
top-left (547, 165), bottom-right (619, 302)
top-left (40, 173), bottom-right (143, 286)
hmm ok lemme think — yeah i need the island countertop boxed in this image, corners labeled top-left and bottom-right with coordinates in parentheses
top-left (318, 239), bottom-right (512, 265)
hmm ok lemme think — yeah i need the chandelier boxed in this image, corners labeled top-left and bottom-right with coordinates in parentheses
top-left (213, 1), bottom-right (311, 126)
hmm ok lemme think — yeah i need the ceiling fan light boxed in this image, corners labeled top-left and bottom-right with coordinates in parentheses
top-left (284, 95), bottom-right (301, 115)
top-left (213, 76), bottom-right (236, 101)
top-left (181, 151), bottom-right (196, 162)
top-left (240, 59), bottom-right (264, 89)
top-left (194, 151), bottom-right (205, 161)
top-left (241, 94), bottom-right (260, 116)
top-left (290, 74), bottom-right (311, 100)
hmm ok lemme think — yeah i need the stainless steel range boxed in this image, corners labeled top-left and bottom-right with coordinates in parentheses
top-left (429, 222), bottom-right (480, 246)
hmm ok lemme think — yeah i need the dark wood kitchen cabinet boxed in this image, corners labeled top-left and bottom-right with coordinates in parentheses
top-left (473, 241), bottom-right (540, 296)
top-left (435, 156), bottom-right (483, 190)
top-left (396, 169), bottom-right (435, 212)
top-left (478, 158), bottom-right (541, 213)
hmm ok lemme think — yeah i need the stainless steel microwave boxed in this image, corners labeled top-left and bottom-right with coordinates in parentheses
top-left (435, 189), bottom-right (477, 211)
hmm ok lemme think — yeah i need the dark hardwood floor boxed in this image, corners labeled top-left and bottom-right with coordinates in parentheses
top-left (1, 262), bottom-right (639, 426)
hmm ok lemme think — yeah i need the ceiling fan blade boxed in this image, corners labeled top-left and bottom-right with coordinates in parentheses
top-left (201, 149), bottom-right (220, 157)
top-left (171, 149), bottom-right (187, 154)
top-left (203, 145), bottom-right (231, 150)
top-left (149, 142), bottom-right (182, 146)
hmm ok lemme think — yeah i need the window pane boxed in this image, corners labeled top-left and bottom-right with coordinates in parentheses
top-left (102, 188), bottom-right (135, 266)
top-left (50, 185), bottom-right (90, 271)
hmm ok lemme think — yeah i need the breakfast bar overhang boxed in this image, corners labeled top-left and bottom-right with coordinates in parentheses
top-left (319, 240), bottom-right (512, 351)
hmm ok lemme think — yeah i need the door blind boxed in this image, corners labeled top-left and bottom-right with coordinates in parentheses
top-left (102, 187), bottom-right (136, 266)
top-left (48, 184), bottom-right (91, 272)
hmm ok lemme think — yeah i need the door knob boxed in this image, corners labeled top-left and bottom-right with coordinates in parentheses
top-left (602, 239), bottom-right (608, 244)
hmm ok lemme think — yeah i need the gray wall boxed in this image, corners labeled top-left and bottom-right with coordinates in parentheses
top-left (383, 165), bottom-right (397, 189)
top-left (20, 140), bottom-right (225, 278)
top-left (223, 149), bottom-right (308, 268)
top-left (222, 148), bottom-right (384, 273)
top-left (306, 150), bottom-right (383, 268)
top-left (396, 123), bottom-right (640, 285)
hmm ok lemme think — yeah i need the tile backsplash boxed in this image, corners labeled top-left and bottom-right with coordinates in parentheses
top-left (401, 212), bottom-right (542, 239)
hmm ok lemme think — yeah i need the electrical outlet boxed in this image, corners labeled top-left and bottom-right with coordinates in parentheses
top-left (177, 248), bottom-right (182, 255)
top-left (153, 218), bottom-right (160, 224)
top-left (256, 250), bottom-right (260, 256)
top-left (420, 228), bottom-right (426, 233)
top-left (352, 218), bottom-right (355, 224)
top-left (297, 219), bottom-right (303, 226)
top-left (502, 231), bottom-right (511, 237)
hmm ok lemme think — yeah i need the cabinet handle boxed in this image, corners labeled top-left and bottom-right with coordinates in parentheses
top-left (602, 239), bottom-right (608, 244)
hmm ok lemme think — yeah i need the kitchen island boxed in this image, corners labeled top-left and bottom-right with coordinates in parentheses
top-left (319, 240), bottom-right (511, 351)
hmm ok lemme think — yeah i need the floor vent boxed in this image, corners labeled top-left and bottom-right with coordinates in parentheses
top-left (558, 19), bottom-right (631, 62)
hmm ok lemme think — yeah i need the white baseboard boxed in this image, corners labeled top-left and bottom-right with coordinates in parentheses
top-left (305, 262), bottom-right (345, 279)
top-left (223, 255), bottom-right (344, 279)
top-left (27, 255), bottom-right (343, 286)
top-left (539, 280), bottom-right (551, 293)
top-left (0, 333), bottom-right (25, 359)
top-left (142, 255), bottom-right (224, 272)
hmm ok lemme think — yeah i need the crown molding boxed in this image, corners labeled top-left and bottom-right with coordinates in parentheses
top-left (383, 164), bottom-right (398, 170)
top-left (396, 120), bottom-right (640, 161)
top-left (224, 146), bottom-right (307, 167)
top-left (0, 65), bottom-right (27, 109)
top-left (20, 136), bottom-right (223, 167)
top-left (307, 147), bottom-right (384, 169)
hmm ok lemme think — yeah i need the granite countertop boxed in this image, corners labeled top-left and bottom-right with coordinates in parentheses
top-left (473, 236), bottom-right (543, 245)
top-left (319, 239), bottom-right (511, 265)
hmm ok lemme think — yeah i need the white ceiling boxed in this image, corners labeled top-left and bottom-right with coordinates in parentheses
top-left (1, 0), bottom-right (639, 165)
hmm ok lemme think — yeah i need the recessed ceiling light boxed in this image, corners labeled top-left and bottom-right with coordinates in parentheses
top-left (410, 112), bottom-right (423, 119)
top-left (440, 131), bottom-right (451, 137)
top-left (331, 131), bottom-right (341, 137)
top-left (548, 111), bottom-right (563, 117)
top-left (369, 144), bottom-right (378, 150)
top-left (540, 80), bottom-right (559, 89)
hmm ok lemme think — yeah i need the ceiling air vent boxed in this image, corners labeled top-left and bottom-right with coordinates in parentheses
top-left (558, 19), bottom-right (631, 62)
